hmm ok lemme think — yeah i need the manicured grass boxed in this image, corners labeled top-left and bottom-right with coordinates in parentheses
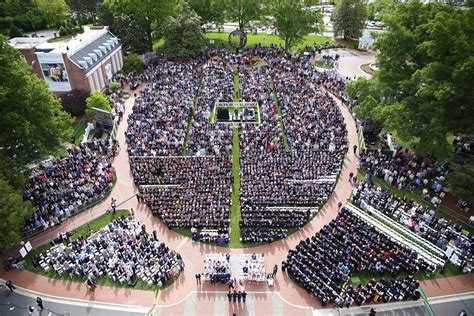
top-left (269, 76), bottom-right (291, 152)
top-left (72, 120), bottom-right (88, 145)
top-left (229, 70), bottom-right (242, 248)
top-left (153, 33), bottom-right (333, 51)
top-left (48, 34), bottom-right (73, 43)
top-left (182, 79), bottom-right (202, 155)
top-left (350, 262), bottom-right (463, 286)
top-left (360, 62), bottom-right (374, 75)
top-left (315, 60), bottom-right (334, 69)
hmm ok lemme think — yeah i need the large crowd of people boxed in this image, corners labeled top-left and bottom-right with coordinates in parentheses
top-left (202, 253), bottom-right (231, 284)
top-left (125, 60), bottom-right (202, 157)
top-left (126, 48), bottom-right (348, 244)
top-left (36, 215), bottom-right (183, 287)
top-left (132, 156), bottom-right (231, 230)
top-left (283, 207), bottom-right (432, 306)
top-left (22, 141), bottom-right (116, 238)
top-left (352, 179), bottom-right (473, 270)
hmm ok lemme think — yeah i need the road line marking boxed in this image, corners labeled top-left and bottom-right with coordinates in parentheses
top-left (174, 237), bottom-right (189, 251)
top-left (146, 288), bottom-right (159, 316)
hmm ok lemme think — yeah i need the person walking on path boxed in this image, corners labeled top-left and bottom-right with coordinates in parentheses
top-left (232, 291), bottom-right (237, 303)
top-left (242, 291), bottom-right (247, 303)
top-left (353, 144), bottom-right (358, 155)
top-left (237, 291), bottom-right (242, 303)
top-left (6, 280), bottom-right (15, 292)
top-left (349, 172), bottom-right (354, 183)
top-left (273, 265), bottom-right (278, 277)
top-left (195, 273), bottom-right (201, 285)
top-left (36, 297), bottom-right (44, 310)
top-left (227, 291), bottom-right (232, 302)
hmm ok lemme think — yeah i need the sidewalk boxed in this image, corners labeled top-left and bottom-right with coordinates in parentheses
top-left (0, 81), bottom-right (472, 312)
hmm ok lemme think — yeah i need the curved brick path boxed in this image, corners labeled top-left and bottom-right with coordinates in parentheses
top-left (1, 79), bottom-right (472, 315)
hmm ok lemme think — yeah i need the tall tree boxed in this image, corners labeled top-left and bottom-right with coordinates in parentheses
top-left (122, 53), bottom-right (145, 74)
top-left (35, 0), bottom-right (69, 27)
top-left (225, 0), bottom-right (264, 31)
top-left (271, 0), bottom-right (323, 51)
top-left (367, 0), bottom-right (396, 21)
top-left (0, 0), bottom-right (48, 33)
top-left (332, 0), bottom-right (367, 40)
top-left (0, 35), bottom-right (72, 184)
top-left (447, 155), bottom-right (474, 202)
top-left (188, 0), bottom-right (225, 26)
top-left (0, 176), bottom-right (34, 249)
top-left (346, 1), bottom-right (474, 159)
top-left (161, 2), bottom-right (204, 59)
top-left (104, 0), bottom-right (174, 53)
top-left (67, 0), bottom-right (101, 24)
top-left (448, 155), bottom-right (474, 202)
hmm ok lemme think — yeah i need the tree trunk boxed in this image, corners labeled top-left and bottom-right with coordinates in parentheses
top-left (285, 37), bottom-right (289, 52)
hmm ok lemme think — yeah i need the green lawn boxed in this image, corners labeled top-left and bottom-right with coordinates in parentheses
top-left (229, 70), bottom-right (242, 247)
top-left (72, 120), bottom-right (88, 146)
top-left (269, 76), bottom-right (291, 152)
top-left (48, 34), bottom-right (73, 43)
top-left (315, 60), bottom-right (334, 69)
top-left (181, 80), bottom-right (202, 155)
top-left (153, 33), bottom-right (333, 51)
top-left (350, 262), bottom-right (463, 285)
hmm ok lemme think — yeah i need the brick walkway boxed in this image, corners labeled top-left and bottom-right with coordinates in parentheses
top-left (1, 83), bottom-right (472, 314)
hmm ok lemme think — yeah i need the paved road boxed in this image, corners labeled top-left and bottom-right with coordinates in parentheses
top-left (2, 285), bottom-right (473, 316)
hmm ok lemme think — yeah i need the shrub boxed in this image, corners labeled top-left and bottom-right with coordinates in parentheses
top-left (59, 26), bottom-right (68, 36)
top-left (60, 89), bottom-right (88, 117)
top-left (109, 81), bottom-right (121, 91)
top-left (9, 23), bottom-right (23, 38)
top-left (85, 91), bottom-right (112, 117)
top-left (122, 53), bottom-right (145, 74)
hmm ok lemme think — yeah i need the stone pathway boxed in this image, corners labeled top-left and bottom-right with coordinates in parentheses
top-left (0, 79), bottom-right (472, 314)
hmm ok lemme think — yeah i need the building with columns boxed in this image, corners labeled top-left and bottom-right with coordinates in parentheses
top-left (9, 26), bottom-right (123, 96)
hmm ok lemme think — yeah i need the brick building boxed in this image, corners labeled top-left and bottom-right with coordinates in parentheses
top-left (9, 26), bottom-right (123, 96)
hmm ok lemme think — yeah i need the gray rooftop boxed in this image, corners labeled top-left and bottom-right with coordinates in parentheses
top-left (69, 32), bottom-right (120, 72)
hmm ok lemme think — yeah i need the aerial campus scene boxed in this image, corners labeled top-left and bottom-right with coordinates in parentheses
top-left (0, 0), bottom-right (473, 315)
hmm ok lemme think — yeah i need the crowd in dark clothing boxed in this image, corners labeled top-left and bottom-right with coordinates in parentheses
top-left (132, 156), bottom-right (231, 230)
top-left (22, 141), bottom-right (116, 237)
top-left (127, 48), bottom-right (348, 243)
top-left (283, 207), bottom-right (430, 306)
top-left (126, 60), bottom-right (201, 156)
top-left (36, 215), bottom-right (183, 287)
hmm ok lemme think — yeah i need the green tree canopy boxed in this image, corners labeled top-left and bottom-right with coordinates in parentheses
top-left (67, 0), bottom-right (101, 24)
top-left (332, 0), bottom-right (367, 40)
top-left (85, 91), bottom-right (112, 117)
top-left (346, 1), bottom-right (474, 159)
top-left (225, 0), bottom-right (264, 31)
top-left (367, 0), bottom-right (396, 21)
top-left (0, 35), bottom-right (72, 184)
top-left (104, 0), bottom-right (174, 53)
top-left (0, 0), bottom-right (48, 33)
top-left (122, 53), bottom-right (145, 74)
top-left (35, 0), bottom-right (69, 27)
top-left (447, 155), bottom-right (474, 202)
top-left (161, 2), bottom-right (205, 59)
top-left (0, 176), bottom-right (34, 249)
top-left (188, 0), bottom-right (225, 27)
top-left (271, 0), bottom-right (323, 51)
